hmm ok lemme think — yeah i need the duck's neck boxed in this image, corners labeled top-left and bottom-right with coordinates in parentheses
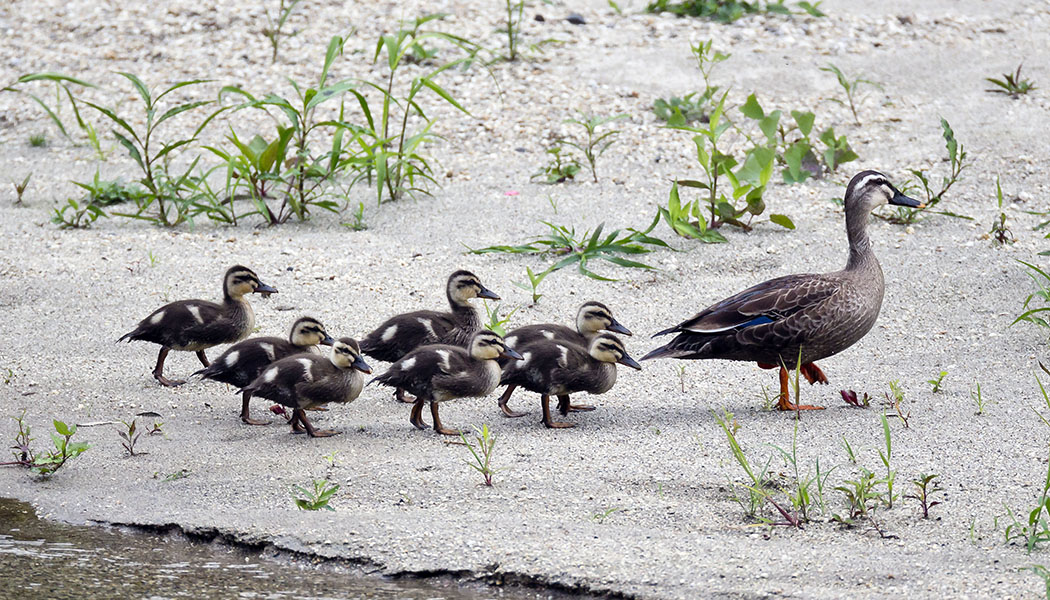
top-left (449, 295), bottom-right (480, 330)
top-left (844, 205), bottom-right (875, 271)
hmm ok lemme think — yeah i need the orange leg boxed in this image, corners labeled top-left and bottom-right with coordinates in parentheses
top-left (800, 362), bottom-right (829, 385)
top-left (775, 366), bottom-right (825, 411)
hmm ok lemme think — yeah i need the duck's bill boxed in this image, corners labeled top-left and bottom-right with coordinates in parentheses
top-left (255, 282), bottom-right (279, 295)
top-left (618, 354), bottom-right (643, 370)
top-left (320, 334), bottom-right (336, 346)
top-left (607, 320), bottom-right (633, 336)
top-left (890, 190), bottom-right (924, 209)
top-left (352, 356), bottom-right (372, 374)
top-left (500, 347), bottom-right (524, 361)
top-left (477, 286), bottom-right (500, 301)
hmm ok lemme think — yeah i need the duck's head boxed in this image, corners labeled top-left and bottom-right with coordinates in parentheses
top-left (289, 316), bottom-right (335, 347)
top-left (331, 337), bottom-right (371, 373)
top-left (844, 170), bottom-right (923, 214)
top-left (469, 330), bottom-right (523, 361)
top-left (588, 334), bottom-right (642, 370)
top-left (577, 301), bottom-right (632, 336)
top-left (224, 265), bottom-right (278, 300)
top-left (447, 270), bottom-right (500, 306)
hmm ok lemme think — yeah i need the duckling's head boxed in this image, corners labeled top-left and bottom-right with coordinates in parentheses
top-left (331, 337), bottom-right (371, 373)
top-left (446, 270), bottom-right (500, 306)
top-left (577, 301), bottom-right (632, 336)
top-left (588, 334), bottom-right (643, 370)
top-left (224, 265), bottom-right (278, 301)
top-left (844, 171), bottom-right (923, 214)
top-left (469, 330), bottom-right (524, 361)
top-left (289, 317), bottom-right (335, 347)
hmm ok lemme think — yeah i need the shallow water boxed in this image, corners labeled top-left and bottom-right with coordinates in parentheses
top-left (0, 498), bottom-right (555, 600)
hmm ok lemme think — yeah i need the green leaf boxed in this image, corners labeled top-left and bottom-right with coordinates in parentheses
top-left (118, 72), bottom-right (152, 107)
top-left (53, 420), bottom-right (73, 437)
top-left (770, 213), bottom-right (796, 229)
top-left (791, 110), bottom-right (815, 137)
top-left (740, 93), bottom-right (764, 120)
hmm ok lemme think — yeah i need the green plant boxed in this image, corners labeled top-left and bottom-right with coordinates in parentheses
top-left (82, 74), bottom-right (226, 226)
top-left (29, 133), bottom-right (47, 147)
top-left (878, 413), bottom-right (898, 509)
top-left (203, 125), bottom-right (295, 224)
top-left (841, 435), bottom-right (858, 464)
top-left (971, 381), bottom-right (988, 415)
top-left (833, 467), bottom-right (881, 524)
top-left (263, 0), bottom-right (305, 63)
top-left (482, 302), bottom-right (519, 337)
top-left (469, 216), bottom-right (669, 281)
top-left (1035, 364), bottom-right (1050, 429)
top-left (646, 0), bottom-right (824, 22)
top-left (821, 63), bottom-right (881, 125)
top-left (927, 371), bottom-right (947, 393)
top-left (3, 410), bottom-right (90, 477)
top-left (1013, 261), bottom-right (1050, 337)
top-left (675, 365), bottom-right (687, 392)
top-left (658, 180), bottom-right (728, 243)
top-left (2, 72), bottom-right (94, 141)
top-left (881, 118), bottom-right (968, 224)
top-left (990, 176), bottom-right (1015, 245)
top-left (511, 266), bottom-right (550, 304)
top-left (1003, 447), bottom-right (1050, 553)
top-left (498, 0), bottom-right (556, 61)
top-left (653, 93), bottom-right (708, 125)
top-left (840, 389), bottom-right (871, 408)
top-left (292, 479), bottom-right (340, 511)
top-left (713, 409), bottom-right (774, 521)
top-left (769, 422), bottom-right (836, 523)
top-left (557, 113), bottom-right (627, 183)
top-left (146, 421), bottom-right (164, 435)
top-left (655, 40), bottom-right (729, 128)
top-left (592, 507), bottom-right (622, 524)
top-left (1023, 564), bottom-right (1050, 599)
top-left (343, 202), bottom-right (368, 231)
top-left (162, 469), bottom-right (190, 481)
top-left (531, 146), bottom-right (581, 184)
top-left (12, 173), bottom-right (30, 205)
top-left (906, 473), bottom-right (943, 519)
top-left (460, 424), bottom-right (499, 486)
top-left (51, 198), bottom-right (107, 229)
top-left (885, 380), bottom-right (910, 428)
top-left (118, 419), bottom-right (143, 456)
top-left (986, 64), bottom-right (1037, 98)
top-left (73, 171), bottom-right (149, 207)
top-left (3, 369), bottom-right (14, 384)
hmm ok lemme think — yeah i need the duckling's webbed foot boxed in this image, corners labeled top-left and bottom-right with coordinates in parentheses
top-left (240, 390), bottom-right (270, 426)
top-left (776, 367), bottom-right (825, 411)
top-left (152, 348), bottom-right (185, 387)
top-left (195, 350), bottom-right (210, 368)
top-left (498, 385), bottom-right (528, 418)
top-left (296, 409), bottom-right (339, 437)
top-left (409, 398), bottom-right (427, 430)
top-left (557, 394), bottom-right (594, 413)
top-left (430, 401), bottom-right (461, 436)
top-left (800, 362), bottom-right (829, 385)
top-left (396, 387), bottom-right (417, 404)
top-left (543, 395), bottom-right (575, 429)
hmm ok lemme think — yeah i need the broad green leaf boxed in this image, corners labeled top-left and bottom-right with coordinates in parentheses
top-left (770, 213), bottom-right (796, 229)
top-left (740, 93), bottom-right (764, 120)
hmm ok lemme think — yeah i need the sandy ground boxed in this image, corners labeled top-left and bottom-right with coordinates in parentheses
top-left (2, 0), bottom-right (1050, 597)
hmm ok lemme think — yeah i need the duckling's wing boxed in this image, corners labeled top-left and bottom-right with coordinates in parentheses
top-left (172, 300), bottom-right (244, 347)
top-left (504, 324), bottom-right (580, 348)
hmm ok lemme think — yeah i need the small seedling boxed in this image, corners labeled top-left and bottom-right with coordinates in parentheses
top-left (841, 435), bottom-right (858, 464)
top-left (646, 0), bottom-right (824, 22)
top-left (557, 113), bottom-right (628, 183)
top-left (147, 250), bottom-right (159, 267)
top-left (262, 0), bottom-right (305, 63)
top-left (51, 198), bottom-right (107, 229)
top-left (343, 202), bottom-right (368, 231)
top-left (884, 380), bottom-right (910, 428)
top-left (511, 266), bottom-right (550, 304)
top-left (28, 133), bottom-right (47, 147)
top-left (532, 146), bottom-right (581, 184)
top-left (592, 507), bottom-right (622, 524)
top-left (3, 369), bottom-right (14, 384)
top-left (990, 176), bottom-right (1015, 245)
top-left (1013, 261), bottom-right (1050, 338)
top-left (971, 381), bottom-right (988, 415)
top-left (162, 469), bottom-right (190, 481)
top-left (1022, 564), bottom-right (1050, 599)
top-left (12, 173), bottom-right (30, 205)
top-left (878, 414), bottom-right (897, 509)
top-left (675, 365), bottom-right (687, 392)
top-left (906, 473), bottom-right (943, 519)
top-left (840, 389), bottom-right (870, 408)
top-left (482, 302), bottom-right (518, 337)
top-left (927, 371), bottom-right (947, 393)
top-left (118, 419), bottom-right (144, 456)
top-left (1003, 447), bottom-right (1050, 553)
top-left (821, 63), bottom-right (881, 125)
top-left (833, 468), bottom-right (881, 524)
top-left (460, 424), bottom-right (499, 486)
top-left (146, 421), bottom-right (164, 436)
top-left (291, 479), bottom-right (340, 511)
top-left (986, 64), bottom-right (1037, 98)
top-left (3, 411), bottom-right (90, 477)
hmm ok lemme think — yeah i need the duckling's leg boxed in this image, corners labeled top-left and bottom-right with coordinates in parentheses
top-left (430, 401), bottom-right (461, 436)
top-left (152, 347), bottom-right (185, 387)
top-left (409, 398), bottom-right (427, 430)
top-left (195, 350), bottom-right (210, 368)
top-left (240, 390), bottom-right (270, 426)
top-left (289, 410), bottom-right (305, 433)
top-left (294, 408), bottom-right (339, 437)
top-left (498, 385), bottom-right (528, 418)
top-left (800, 362), bottom-right (829, 385)
top-left (395, 387), bottom-right (417, 404)
top-left (775, 366), bottom-right (825, 411)
top-left (559, 394), bottom-right (595, 413)
top-left (543, 395), bottom-right (575, 429)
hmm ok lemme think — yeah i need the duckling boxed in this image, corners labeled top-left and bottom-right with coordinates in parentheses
top-left (238, 338), bottom-right (371, 438)
top-left (641, 171), bottom-right (922, 410)
top-left (360, 270), bottom-right (499, 404)
top-left (118, 265), bottom-right (278, 387)
top-left (194, 316), bottom-right (334, 425)
top-left (372, 330), bottom-right (522, 436)
top-left (499, 301), bottom-right (632, 417)
top-left (499, 334), bottom-right (641, 429)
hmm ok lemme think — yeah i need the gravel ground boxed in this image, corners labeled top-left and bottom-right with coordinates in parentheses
top-left (2, 0), bottom-right (1050, 597)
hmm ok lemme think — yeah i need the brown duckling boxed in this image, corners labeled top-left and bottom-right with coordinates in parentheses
top-left (360, 270), bottom-right (499, 403)
top-left (371, 330), bottom-right (522, 436)
top-left (194, 316), bottom-right (334, 425)
top-left (118, 265), bottom-right (277, 387)
top-left (499, 333), bottom-right (641, 429)
top-left (499, 301), bottom-right (631, 417)
top-left (239, 338), bottom-right (371, 438)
